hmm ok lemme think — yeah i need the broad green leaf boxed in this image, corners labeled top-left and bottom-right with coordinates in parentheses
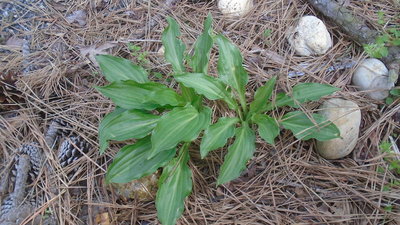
top-left (162, 17), bottom-right (186, 73)
top-left (156, 150), bottom-right (192, 225)
top-left (252, 114), bottom-right (279, 145)
top-left (281, 111), bottom-right (340, 141)
top-left (293, 83), bottom-right (340, 103)
top-left (175, 73), bottom-right (237, 109)
top-left (149, 105), bottom-right (211, 158)
top-left (95, 55), bottom-right (149, 83)
top-left (191, 14), bottom-right (213, 73)
top-left (265, 93), bottom-right (298, 111)
top-left (180, 85), bottom-right (202, 107)
top-left (98, 109), bottom-right (159, 153)
top-left (200, 117), bottom-right (239, 158)
top-left (249, 76), bottom-right (277, 115)
top-left (216, 35), bottom-right (248, 95)
top-left (217, 122), bottom-right (256, 185)
top-left (106, 137), bottom-right (175, 183)
top-left (161, 17), bottom-right (202, 106)
top-left (98, 108), bottom-right (125, 153)
top-left (96, 81), bottom-right (183, 110)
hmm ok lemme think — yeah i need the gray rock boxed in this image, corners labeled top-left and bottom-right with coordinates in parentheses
top-left (352, 58), bottom-right (394, 100)
top-left (316, 98), bottom-right (361, 159)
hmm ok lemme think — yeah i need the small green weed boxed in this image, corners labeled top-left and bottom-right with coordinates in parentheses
top-left (263, 29), bottom-right (272, 38)
top-left (386, 88), bottom-right (400, 104)
top-left (127, 43), bottom-right (149, 65)
top-left (363, 13), bottom-right (400, 58)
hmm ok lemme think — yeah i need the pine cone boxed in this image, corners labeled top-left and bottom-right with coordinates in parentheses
top-left (45, 118), bottom-right (72, 148)
top-left (0, 71), bottom-right (22, 111)
top-left (58, 136), bottom-right (90, 168)
top-left (10, 143), bottom-right (42, 184)
top-left (0, 196), bottom-right (12, 217)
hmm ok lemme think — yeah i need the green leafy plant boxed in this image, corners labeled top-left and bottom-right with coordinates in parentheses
top-left (380, 141), bottom-right (400, 174)
top-left (364, 13), bottom-right (400, 58)
top-left (385, 87), bottom-right (400, 104)
top-left (127, 43), bottom-right (150, 65)
top-left (263, 28), bottom-right (272, 38)
top-left (95, 15), bottom-right (340, 225)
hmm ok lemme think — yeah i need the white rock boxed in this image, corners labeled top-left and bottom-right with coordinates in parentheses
top-left (316, 98), bottom-right (361, 159)
top-left (287, 15), bottom-right (332, 56)
top-left (218, 0), bottom-right (253, 17)
top-left (352, 58), bottom-right (394, 100)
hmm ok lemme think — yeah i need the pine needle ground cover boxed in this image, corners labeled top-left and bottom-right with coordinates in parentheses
top-left (0, 0), bottom-right (399, 224)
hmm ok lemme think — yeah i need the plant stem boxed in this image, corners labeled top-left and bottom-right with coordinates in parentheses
top-left (179, 142), bottom-right (191, 158)
top-left (237, 106), bottom-right (244, 121)
top-left (238, 90), bottom-right (248, 119)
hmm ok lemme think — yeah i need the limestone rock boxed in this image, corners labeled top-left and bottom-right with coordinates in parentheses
top-left (218, 0), bottom-right (253, 17)
top-left (316, 98), bottom-right (361, 159)
top-left (352, 58), bottom-right (394, 100)
top-left (287, 15), bottom-right (332, 56)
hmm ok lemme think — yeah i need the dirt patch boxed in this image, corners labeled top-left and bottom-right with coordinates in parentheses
top-left (0, 0), bottom-right (399, 224)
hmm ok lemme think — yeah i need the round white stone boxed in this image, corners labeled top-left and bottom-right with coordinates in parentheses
top-left (218, 0), bottom-right (253, 17)
top-left (352, 58), bottom-right (394, 100)
top-left (287, 15), bottom-right (332, 56)
top-left (316, 98), bottom-right (361, 159)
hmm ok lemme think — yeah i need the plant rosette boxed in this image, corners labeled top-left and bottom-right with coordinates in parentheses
top-left (95, 15), bottom-right (341, 225)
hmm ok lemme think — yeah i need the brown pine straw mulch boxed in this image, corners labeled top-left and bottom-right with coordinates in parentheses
top-left (1, 0), bottom-right (400, 224)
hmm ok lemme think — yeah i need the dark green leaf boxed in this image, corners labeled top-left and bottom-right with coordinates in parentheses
top-left (96, 81), bottom-right (183, 110)
top-left (217, 122), bottom-right (256, 185)
top-left (149, 105), bottom-right (211, 158)
top-left (200, 117), bottom-right (239, 158)
top-left (252, 114), bottom-right (279, 145)
top-left (106, 137), bottom-right (175, 183)
top-left (180, 85), bottom-right (202, 107)
top-left (265, 93), bottom-right (298, 111)
top-left (390, 88), bottom-right (400, 96)
top-left (281, 111), bottom-right (340, 141)
top-left (191, 14), bottom-right (213, 73)
top-left (98, 109), bottom-right (159, 153)
top-left (216, 35), bottom-right (248, 95)
top-left (162, 17), bottom-right (186, 73)
top-left (386, 97), bottom-right (394, 105)
top-left (160, 18), bottom-right (203, 107)
top-left (292, 83), bottom-right (340, 103)
top-left (391, 39), bottom-right (400, 46)
top-left (156, 150), bottom-right (192, 225)
top-left (249, 76), bottom-right (276, 115)
top-left (376, 34), bottom-right (390, 44)
top-left (95, 55), bottom-right (148, 83)
top-left (175, 73), bottom-right (237, 109)
top-left (98, 108), bottom-right (125, 153)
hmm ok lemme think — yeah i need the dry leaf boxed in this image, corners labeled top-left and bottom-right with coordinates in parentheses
top-left (79, 42), bottom-right (117, 66)
top-left (66, 10), bottom-right (87, 26)
top-left (5, 36), bottom-right (25, 49)
top-left (95, 212), bottom-right (110, 225)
